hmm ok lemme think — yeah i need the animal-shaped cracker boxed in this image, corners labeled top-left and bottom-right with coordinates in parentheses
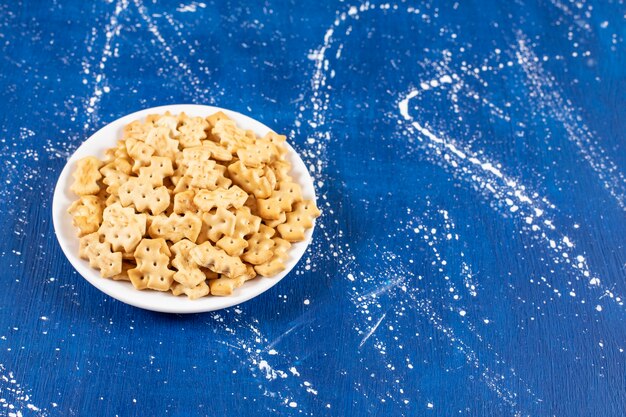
top-left (78, 232), bottom-right (122, 278)
top-left (193, 186), bottom-right (248, 212)
top-left (119, 177), bottom-right (170, 215)
top-left (128, 238), bottom-right (175, 291)
top-left (148, 212), bottom-right (202, 243)
top-left (256, 182), bottom-right (303, 220)
top-left (138, 156), bottom-right (174, 187)
top-left (190, 241), bottom-right (247, 278)
top-left (170, 239), bottom-right (206, 288)
top-left (98, 202), bottom-right (147, 253)
top-left (178, 114), bottom-right (208, 148)
top-left (254, 237), bottom-right (291, 277)
top-left (227, 160), bottom-right (273, 199)
top-left (70, 156), bottom-right (103, 195)
top-left (242, 225), bottom-right (276, 265)
top-left (67, 195), bottom-right (104, 236)
top-left (145, 126), bottom-right (179, 162)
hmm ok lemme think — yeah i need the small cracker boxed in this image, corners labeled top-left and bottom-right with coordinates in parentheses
top-left (232, 206), bottom-right (262, 239)
top-left (138, 156), bottom-right (174, 187)
top-left (128, 141), bottom-right (156, 173)
top-left (128, 238), bottom-right (175, 291)
top-left (212, 119), bottom-right (251, 154)
top-left (190, 241), bottom-right (247, 278)
top-left (201, 208), bottom-right (236, 242)
top-left (173, 160), bottom-right (221, 193)
top-left (100, 158), bottom-right (132, 195)
top-left (242, 225), bottom-right (275, 265)
top-left (98, 202), bottom-right (147, 253)
top-left (277, 200), bottom-right (321, 242)
top-left (263, 212), bottom-right (286, 228)
top-left (208, 276), bottom-right (246, 296)
top-left (254, 237), bottom-right (291, 277)
top-left (236, 138), bottom-right (279, 168)
top-left (270, 160), bottom-right (293, 183)
top-left (256, 182), bottom-right (303, 220)
top-left (67, 195), bottom-right (104, 236)
top-left (148, 212), bottom-right (202, 243)
top-left (193, 186), bottom-right (248, 212)
top-left (170, 239), bottom-right (206, 288)
top-left (78, 232), bottom-right (122, 278)
top-left (172, 281), bottom-right (210, 299)
top-left (123, 119), bottom-right (153, 141)
top-left (119, 177), bottom-right (170, 215)
top-left (227, 160), bottom-right (273, 199)
top-left (178, 114), bottom-right (209, 148)
top-left (70, 156), bottom-right (103, 195)
top-left (198, 141), bottom-right (232, 161)
top-left (216, 235), bottom-right (248, 257)
top-left (145, 126), bottom-right (179, 162)
top-left (111, 261), bottom-right (135, 281)
top-left (173, 189), bottom-right (198, 214)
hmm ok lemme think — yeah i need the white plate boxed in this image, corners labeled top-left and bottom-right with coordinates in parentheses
top-left (52, 104), bottom-right (317, 314)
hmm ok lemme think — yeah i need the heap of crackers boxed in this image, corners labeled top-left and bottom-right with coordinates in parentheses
top-left (67, 111), bottom-right (320, 299)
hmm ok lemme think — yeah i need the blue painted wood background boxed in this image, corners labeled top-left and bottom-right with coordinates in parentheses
top-left (1, 0), bottom-right (625, 415)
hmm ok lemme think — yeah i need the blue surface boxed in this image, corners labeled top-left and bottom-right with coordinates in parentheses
top-left (1, 0), bottom-right (625, 415)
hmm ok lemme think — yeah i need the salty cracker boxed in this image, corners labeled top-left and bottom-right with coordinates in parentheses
top-left (227, 160), bottom-right (273, 199)
top-left (71, 156), bottom-right (103, 195)
top-left (100, 158), bottom-right (132, 195)
top-left (145, 126), bottom-right (179, 162)
top-left (277, 200), bottom-right (321, 242)
top-left (173, 160), bottom-right (222, 193)
top-left (127, 140), bottom-right (156, 173)
top-left (148, 212), bottom-right (202, 243)
top-left (128, 238), bottom-right (175, 291)
top-left (208, 276), bottom-right (246, 296)
top-left (173, 189), bottom-right (198, 214)
top-left (138, 156), bottom-right (174, 187)
top-left (67, 195), bottom-right (104, 236)
top-left (170, 239), bottom-right (206, 288)
top-left (178, 114), bottom-right (209, 148)
top-left (256, 182), bottom-right (302, 220)
top-left (212, 119), bottom-right (251, 154)
top-left (98, 202), bottom-right (147, 253)
top-left (119, 177), bottom-right (170, 215)
top-left (236, 138), bottom-right (279, 168)
top-left (232, 206), bottom-right (262, 239)
top-left (191, 241), bottom-right (247, 279)
top-left (201, 208), bottom-right (236, 242)
top-left (78, 232), bottom-right (122, 278)
top-left (172, 281), bottom-right (210, 299)
top-left (216, 235), bottom-right (248, 257)
top-left (123, 119), bottom-right (153, 141)
top-left (254, 237), bottom-right (291, 277)
top-left (242, 225), bottom-right (275, 265)
top-left (193, 186), bottom-right (248, 212)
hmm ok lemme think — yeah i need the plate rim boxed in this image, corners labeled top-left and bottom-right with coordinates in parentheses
top-left (52, 104), bottom-right (317, 314)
